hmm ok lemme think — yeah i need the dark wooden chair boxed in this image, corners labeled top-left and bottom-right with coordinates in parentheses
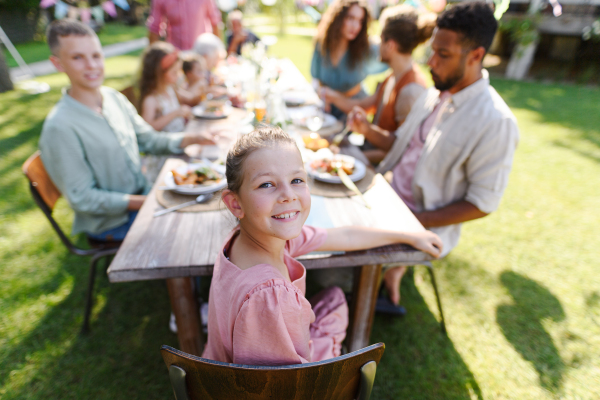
top-left (120, 85), bottom-right (139, 111)
top-left (22, 151), bottom-right (121, 333)
top-left (161, 343), bottom-right (385, 400)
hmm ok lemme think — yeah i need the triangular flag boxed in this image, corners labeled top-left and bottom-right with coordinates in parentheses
top-left (102, 0), bottom-right (117, 17)
top-left (54, 0), bottom-right (69, 18)
top-left (67, 5), bottom-right (79, 19)
top-left (80, 8), bottom-right (91, 22)
top-left (40, 0), bottom-right (57, 8)
top-left (91, 6), bottom-right (105, 23)
top-left (111, 0), bottom-right (130, 11)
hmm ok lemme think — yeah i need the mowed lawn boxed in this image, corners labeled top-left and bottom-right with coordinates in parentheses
top-left (1, 33), bottom-right (599, 399)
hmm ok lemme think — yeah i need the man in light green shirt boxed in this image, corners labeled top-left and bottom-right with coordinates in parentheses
top-left (39, 19), bottom-right (213, 239)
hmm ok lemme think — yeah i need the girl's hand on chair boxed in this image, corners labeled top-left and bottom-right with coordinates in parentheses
top-left (408, 231), bottom-right (443, 258)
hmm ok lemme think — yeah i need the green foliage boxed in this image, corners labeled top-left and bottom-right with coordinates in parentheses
top-left (0, 0), bottom-right (40, 13)
top-left (499, 15), bottom-right (540, 47)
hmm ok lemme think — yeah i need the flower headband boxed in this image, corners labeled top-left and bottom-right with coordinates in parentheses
top-left (161, 50), bottom-right (179, 70)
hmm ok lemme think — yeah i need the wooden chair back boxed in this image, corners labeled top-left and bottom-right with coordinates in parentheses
top-left (22, 151), bottom-right (61, 211)
top-left (120, 85), bottom-right (139, 111)
top-left (161, 343), bottom-right (385, 400)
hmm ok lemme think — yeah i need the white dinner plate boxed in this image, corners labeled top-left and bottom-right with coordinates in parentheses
top-left (283, 91), bottom-right (314, 107)
top-left (163, 162), bottom-right (228, 195)
top-left (294, 113), bottom-right (337, 129)
top-left (305, 155), bottom-right (367, 184)
top-left (192, 102), bottom-right (232, 120)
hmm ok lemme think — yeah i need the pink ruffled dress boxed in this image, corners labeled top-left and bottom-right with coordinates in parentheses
top-left (202, 225), bottom-right (349, 366)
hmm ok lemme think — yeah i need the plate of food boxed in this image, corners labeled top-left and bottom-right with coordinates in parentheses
top-left (302, 132), bottom-right (330, 152)
top-left (192, 100), bottom-right (232, 119)
top-left (306, 154), bottom-right (366, 184)
top-left (163, 162), bottom-right (227, 194)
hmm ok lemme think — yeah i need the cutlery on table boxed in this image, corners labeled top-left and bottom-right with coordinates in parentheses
top-left (331, 126), bottom-right (350, 146)
top-left (336, 166), bottom-right (371, 209)
top-left (153, 193), bottom-right (213, 217)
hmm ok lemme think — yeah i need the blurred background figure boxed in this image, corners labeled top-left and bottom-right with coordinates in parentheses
top-left (325, 5), bottom-right (436, 165)
top-left (311, 0), bottom-right (387, 120)
top-left (226, 10), bottom-right (260, 56)
top-left (193, 33), bottom-right (228, 97)
top-left (147, 0), bottom-right (222, 50)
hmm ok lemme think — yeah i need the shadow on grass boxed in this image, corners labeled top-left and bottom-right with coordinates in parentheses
top-left (496, 271), bottom-right (565, 393)
top-left (492, 79), bottom-right (600, 159)
top-left (370, 272), bottom-right (482, 400)
top-left (0, 245), bottom-right (177, 400)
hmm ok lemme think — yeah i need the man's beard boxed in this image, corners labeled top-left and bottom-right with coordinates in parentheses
top-left (430, 55), bottom-right (466, 91)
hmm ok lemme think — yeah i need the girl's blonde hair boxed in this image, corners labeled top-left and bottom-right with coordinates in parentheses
top-left (226, 126), bottom-right (297, 193)
top-left (138, 41), bottom-right (179, 109)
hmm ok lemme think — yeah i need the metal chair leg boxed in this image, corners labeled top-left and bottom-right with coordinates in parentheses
top-left (423, 261), bottom-right (447, 335)
top-left (81, 248), bottom-right (119, 334)
top-left (357, 360), bottom-right (377, 400)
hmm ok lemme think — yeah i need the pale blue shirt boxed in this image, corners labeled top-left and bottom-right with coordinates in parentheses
top-left (310, 43), bottom-right (388, 93)
top-left (39, 86), bottom-right (184, 235)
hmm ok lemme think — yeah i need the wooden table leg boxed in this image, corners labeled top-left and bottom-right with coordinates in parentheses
top-left (347, 264), bottom-right (382, 352)
top-left (166, 277), bottom-right (204, 356)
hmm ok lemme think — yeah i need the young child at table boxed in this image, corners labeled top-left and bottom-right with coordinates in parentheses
top-left (182, 54), bottom-right (207, 91)
top-left (202, 126), bottom-right (442, 366)
top-left (139, 42), bottom-right (202, 132)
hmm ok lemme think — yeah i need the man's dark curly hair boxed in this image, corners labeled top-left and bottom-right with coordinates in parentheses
top-left (436, 1), bottom-right (497, 53)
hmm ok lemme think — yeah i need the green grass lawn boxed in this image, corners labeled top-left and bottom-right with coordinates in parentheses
top-left (2, 22), bottom-right (147, 68)
top-left (1, 34), bottom-right (600, 399)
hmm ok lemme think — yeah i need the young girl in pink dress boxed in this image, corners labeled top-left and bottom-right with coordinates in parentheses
top-left (202, 127), bottom-right (442, 366)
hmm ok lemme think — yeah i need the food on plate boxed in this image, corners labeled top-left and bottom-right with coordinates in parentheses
top-left (172, 166), bottom-right (223, 186)
top-left (302, 133), bottom-right (329, 151)
top-left (310, 157), bottom-right (355, 176)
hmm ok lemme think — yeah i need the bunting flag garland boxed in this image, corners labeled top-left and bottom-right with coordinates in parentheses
top-left (111, 0), bottom-right (130, 11)
top-left (40, 0), bottom-right (57, 8)
top-left (91, 6), bottom-right (105, 23)
top-left (54, 1), bottom-right (69, 18)
top-left (80, 8), bottom-right (91, 23)
top-left (102, 0), bottom-right (117, 17)
top-left (40, 0), bottom-right (130, 22)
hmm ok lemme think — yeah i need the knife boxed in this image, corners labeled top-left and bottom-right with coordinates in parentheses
top-left (336, 167), bottom-right (371, 209)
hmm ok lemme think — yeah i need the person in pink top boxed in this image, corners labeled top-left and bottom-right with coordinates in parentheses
top-left (147, 0), bottom-right (222, 50)
top-left (202, 126), bottom-right (442, 366)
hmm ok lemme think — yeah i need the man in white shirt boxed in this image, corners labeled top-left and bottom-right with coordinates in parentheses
top-left (378, 2), bottom-right (519, 307)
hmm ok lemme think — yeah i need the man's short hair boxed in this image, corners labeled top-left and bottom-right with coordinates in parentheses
top-left (436, 2), bottom-right (497, 53)
top-left (47, 18), bottom-right (96, 55)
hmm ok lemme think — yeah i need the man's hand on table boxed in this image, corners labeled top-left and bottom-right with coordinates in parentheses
top-left (180, 132), bottom-right (216, 149)
top-left (127, 194), bottom-right (146, 210)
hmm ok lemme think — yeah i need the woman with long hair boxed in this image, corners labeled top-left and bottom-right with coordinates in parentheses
top-left (311, 0), bottom-right (386, 119)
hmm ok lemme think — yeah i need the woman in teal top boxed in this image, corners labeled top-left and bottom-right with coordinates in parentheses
top-left (311, 0), bottom-right (387, 119)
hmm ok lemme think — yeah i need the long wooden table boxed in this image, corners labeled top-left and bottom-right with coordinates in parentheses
top-left (108, 60), bottom-right (434, 356)
top-left (108, 160), bottom-right (433, 356)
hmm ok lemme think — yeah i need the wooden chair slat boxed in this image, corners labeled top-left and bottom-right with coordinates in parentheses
top-left (161, 343), bottom-right (385, 400)
top-left (22, 151), bottom-right (61, 210)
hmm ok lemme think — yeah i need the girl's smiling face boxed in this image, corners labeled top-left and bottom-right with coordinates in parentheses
top-left (227, 142), bottom-right (311, 242)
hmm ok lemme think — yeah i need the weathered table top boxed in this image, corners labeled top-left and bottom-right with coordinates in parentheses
top-left (108, 59), bottom-right (433, 283)
top-left (107, 156), bottom-right (432, 282)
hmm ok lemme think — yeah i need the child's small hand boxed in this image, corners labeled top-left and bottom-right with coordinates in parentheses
top-left (180, 105), bottom-right (192, 119)
top-left (409, 231), bottom-right (443, 258)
